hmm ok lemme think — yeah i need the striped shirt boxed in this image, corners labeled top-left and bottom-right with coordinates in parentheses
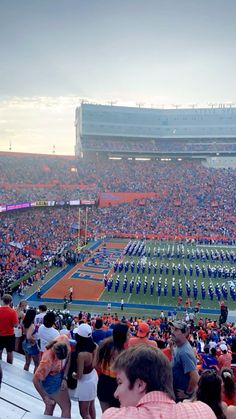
top-left (101, 391), bottom-right (216, 419)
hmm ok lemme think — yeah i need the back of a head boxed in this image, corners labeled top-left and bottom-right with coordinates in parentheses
top-left (204, 345), bottom-right (210, 354)
top-left (113, 322), bottom-right (129, 351)
top-left (52, 342), bottom-right (68, 360)
top-left (113, 344), bottom-right (175, 400)
top-left (95, 318), bottom-right (103, 329)
top-left (3, 294), bottom-right (12, 305)
top-left (197, 370), bottom-right (226, 419)
top-left (38, 304), bottom-right (47, 313)
top-left (43, 311), bottom-right (56, 328)
top-left (23, 308), bottom-right (37, 329)
top-left (221, 368), bottom-right (236, 399)
top-left (211, 347), bottom-right (217, 356)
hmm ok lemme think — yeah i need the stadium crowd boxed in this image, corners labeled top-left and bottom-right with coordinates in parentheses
top-left (1, 201), bottom-right (236, 297)
top-left (0, 295), bottom-right (236, 418)
top-left (0, 207), bottom-right (82, 294)
top-left (1, 154), bottom-right (236, 207)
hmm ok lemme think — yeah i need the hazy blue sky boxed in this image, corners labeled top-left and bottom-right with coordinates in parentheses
top-left (0, 0), bottom-right (236, 154)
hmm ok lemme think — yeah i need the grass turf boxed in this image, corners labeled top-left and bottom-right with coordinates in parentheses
top-left (99, 240), bottom-right (236, 310)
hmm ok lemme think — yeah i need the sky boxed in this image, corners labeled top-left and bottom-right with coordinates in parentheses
top-left (0, 0), bottom-right (236, 155)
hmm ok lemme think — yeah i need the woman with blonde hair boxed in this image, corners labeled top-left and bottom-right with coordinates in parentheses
top-left (33, 335), bottom-right (71, 418)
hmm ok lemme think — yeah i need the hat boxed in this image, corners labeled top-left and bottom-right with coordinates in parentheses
top-left (137, 322), bottom-right (150, 337)
top-left (169, 320), bottom-right (188, 333)
top-left (220, 343), bottom-right (227, 351)
top-left (73, 323), bottom-right (92, 338)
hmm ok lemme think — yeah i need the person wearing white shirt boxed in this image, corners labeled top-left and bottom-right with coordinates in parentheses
top-left (38, 311), bottom-right (59, 353)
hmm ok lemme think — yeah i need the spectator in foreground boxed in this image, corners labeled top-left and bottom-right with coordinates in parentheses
top-left (38, 311), bottom-right (59, 353)
top-left (128, 322), bottom-right (157, 347)
top-left (218, 344), bottom-right (232, 370)
top-left (92, 318), bottom-right (107, 344)
top-left (70, 323), bottom-right (98, 419)
top-left (14, 299), bottom-right (27, 352)
top-left (22, 308), bottom-right (40, 372)
top-left (33, 334), bottom-right (71, 418)
top-left (195, 369), bottom-right (226, 419)
top-left (101, 345), bottom-right (216, 419)
top-left (169, 320), bottom-right (199, 401)
top-left (97, 322), bottom-right (129, 412)
top-left (221, 368), bottom-right (236, 406)
top-left (0, 294), bottom-right (18, 364)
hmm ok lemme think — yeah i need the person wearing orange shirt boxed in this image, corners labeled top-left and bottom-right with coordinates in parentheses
top-left (161, 339), bottom-right (174, 362)
top-left (0, 294), bottom-right (18, 364)
top-left (128, 322), bottom-right (157, 348)
top-left (218, 343), bottom-right (232, 370)
top-left (33, 334), bottom-right (71, 418)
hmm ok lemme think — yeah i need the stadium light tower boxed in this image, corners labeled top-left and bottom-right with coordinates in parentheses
top-left (9, 141), bottom-right (12, 151)
top-left (52, 144), bottom-right (55, 154)
top-left (136, 102), bottom-right (144, 108)
top-left (208, 103), bottom-right (217, 108)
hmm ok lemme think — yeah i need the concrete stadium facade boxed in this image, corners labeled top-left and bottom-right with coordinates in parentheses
top-left (75, 103), bottom-right (236, 160)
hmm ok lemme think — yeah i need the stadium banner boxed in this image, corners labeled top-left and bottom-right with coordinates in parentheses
top-left (80, 199), bottom-right (96, 205)
top-left (6, 202), bottom-right (31, 211)
top-left (54, 200), bottom-right (70, 206)
top-left (98, 192), bottom-right (163, 207)
top-left (32, 200), bottom-right (50, 207)
top-left (0, 205), bottom-right (6, 212)
top-left (94, 231), bottom-right (236, 242)
top-left (70, 200), bottom-right (81, 205)
top-left (25, 245), bottom-right (42, 256)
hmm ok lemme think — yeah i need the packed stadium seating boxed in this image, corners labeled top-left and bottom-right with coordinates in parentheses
top-left (1, 152), bottom-right (236, 295)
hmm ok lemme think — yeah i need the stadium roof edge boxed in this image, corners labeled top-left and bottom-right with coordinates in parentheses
top-left (79, 103), bottom-right (236, 112)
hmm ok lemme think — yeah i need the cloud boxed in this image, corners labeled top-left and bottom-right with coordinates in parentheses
top-left (0, 96), bottom-right (84, 154)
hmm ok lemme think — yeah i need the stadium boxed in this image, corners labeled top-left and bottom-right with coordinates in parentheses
top-left (1, 103), bottom-right (236, 316)
top-left (1, 103), bottom-right (236, 418)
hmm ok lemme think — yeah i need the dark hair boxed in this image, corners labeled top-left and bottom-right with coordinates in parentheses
top-left (211, 347), bottom-right (217, 356)
top-left (221, 368), bottom-right (236, 401)
top-left (95, 318), bottom-right (103, 329)
top-left (43, 311), bottom-right (56, 328)
top-left (3, 294), bottom-right (12, 305)
top-left (98, 322), bottom-right (129, 365)
top-left (23, 308), bottom-right (37, 329)
top-left (113, 344), bottom-right (175, 400)
top-left (75, 334), bottom-right (96, 353)
top-left (38, 304), bottom-right (47, 312)
top-left (113, 322), bottom-right (129, 351)
top-left (196, 370), bottom-right (226, 419)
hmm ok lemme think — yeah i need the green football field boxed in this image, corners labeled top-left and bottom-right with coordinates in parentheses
top-left (98, 240), bottom-right (236, 310)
